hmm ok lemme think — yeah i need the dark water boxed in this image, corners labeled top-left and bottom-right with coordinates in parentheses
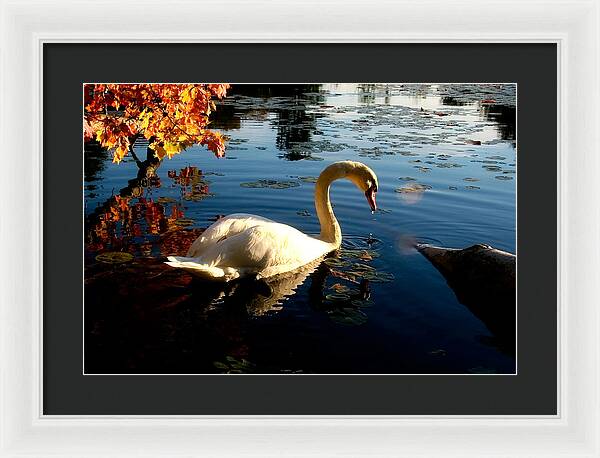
top-left (84, 83), bottom-right (516, 374)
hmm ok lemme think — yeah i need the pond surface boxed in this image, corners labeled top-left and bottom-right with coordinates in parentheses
top-left (84, 83), bottom-right (516, 374)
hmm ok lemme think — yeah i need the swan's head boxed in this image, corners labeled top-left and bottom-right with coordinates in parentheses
top-left (325, 161), bottom-right (379, 212)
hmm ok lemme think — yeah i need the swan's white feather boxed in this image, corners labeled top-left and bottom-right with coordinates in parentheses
top-left (186, 214), bottom-right (274, 258)
top-left (167, 216), bottom-right (332, 281)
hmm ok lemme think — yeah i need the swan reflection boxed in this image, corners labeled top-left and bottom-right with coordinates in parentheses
top-left (202, 258), bottom-right (325, 316)
top-left (190, 244), bottom-right (383, 322)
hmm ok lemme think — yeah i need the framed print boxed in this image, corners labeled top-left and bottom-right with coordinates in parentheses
top-left (49, 44), bottom-right (548, 416)
top-left (1, 0), bottom-right (599, 457)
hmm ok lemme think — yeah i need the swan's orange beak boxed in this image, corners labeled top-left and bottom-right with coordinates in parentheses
top-left (365, 185), bottom-right (377, 212)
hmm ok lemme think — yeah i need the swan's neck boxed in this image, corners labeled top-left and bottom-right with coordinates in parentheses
top-left (314, 167), bottom-right (344, 247)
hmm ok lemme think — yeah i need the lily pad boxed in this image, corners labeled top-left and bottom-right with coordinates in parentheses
top-left (325, 292), bottom-right (351, 302)
top-left (495, 175), bottom-right (513, 180)
top-left (483, 165), bottom-right (502, 172)
top-left (463, 177), bottom-right (479, 182)
top-left (173, 218), bottom-right (195, 227)
top-left (330, 283), bottom-right (351, 294)
top-left (240, 180), bottom-right (300, 189)
top-left (95, 252), bottom-right (134, 264)
top-left (328, 308), bottom-right (368, 326)
top-left (338, 248), bottom-right (380, 260)
top-left (351, 298), bottom-right (375, 308)
top-left (324, 257), bottom-right (351, 268)
top-left (395, 183), bottom-right (432, 193)
top-left (348, 263), bottom-right (395, 283)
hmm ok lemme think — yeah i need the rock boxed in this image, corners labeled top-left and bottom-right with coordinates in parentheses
top-left (416, 243), bottom-right (515, 355)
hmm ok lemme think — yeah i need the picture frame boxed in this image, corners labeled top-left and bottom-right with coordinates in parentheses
top-left (1, 0), bottom-right (598, 456)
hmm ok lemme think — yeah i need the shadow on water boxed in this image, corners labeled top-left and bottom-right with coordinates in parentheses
top-left (85, 235), bottom-right (392, 374)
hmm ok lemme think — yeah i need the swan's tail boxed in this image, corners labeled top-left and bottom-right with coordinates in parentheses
top-left (165, 256), bottom-right (240, 281)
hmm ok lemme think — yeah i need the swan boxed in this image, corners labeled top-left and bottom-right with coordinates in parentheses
top-left (165, 160), bottom-right (378, 281)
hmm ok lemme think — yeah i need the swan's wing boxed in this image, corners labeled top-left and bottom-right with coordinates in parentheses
top-left (197, 221), bottom-right (330, 278)
top-left (186, 213), bottom-right (276, 257)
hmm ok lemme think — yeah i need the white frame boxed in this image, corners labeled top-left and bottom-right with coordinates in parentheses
top-left (0, 0), bottom-right (598, 456)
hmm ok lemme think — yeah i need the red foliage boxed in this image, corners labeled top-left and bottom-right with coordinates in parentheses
top-left (84, 83), bottom-right (230, 163)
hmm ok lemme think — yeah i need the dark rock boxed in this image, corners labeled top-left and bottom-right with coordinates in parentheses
top-left (417, 243), bottom-right (516, 355)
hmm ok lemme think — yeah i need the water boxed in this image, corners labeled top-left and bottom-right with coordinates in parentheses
top-left (84, 83), bottom-right (516, 374)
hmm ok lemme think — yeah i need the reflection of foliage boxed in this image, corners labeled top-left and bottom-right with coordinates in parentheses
top-left (86, 195), bottom-right (185, 253)
top-left (84, 83), bottom-right (230, 163)
top-left (479, 104), bottom-right (516, 141)
top-left (168, 166), bottom-right (213, 201)
top-left (84, 141), bottom-right (110, 182)
top-left (357, 83), bottom-right (377, 104)
top-left (230, 84), bottom-right (322, 152)
top-left (441, 96), bottom-right (467, 106)
top-left (273, 106), bottom-right (317, 151)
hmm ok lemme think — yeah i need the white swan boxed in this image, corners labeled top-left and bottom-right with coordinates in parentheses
top-left (165, 160), bottom-right (378, 281)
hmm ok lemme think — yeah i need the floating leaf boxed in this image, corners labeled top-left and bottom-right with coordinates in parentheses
top-left (483, 165), bottom-right (502, 172)
top-left (358, 251), bottom-right (373, 261)
top-left (324, 257), bottom-right (351, 268)
top-left (95, 252), bottom-right (134, 264)
top-left (395, 183), bottom-right (432, 193)
top-left (348, 263), bottom-right (395, 283)
top-left (173, 218), bottom-right (195, 227)
top-left (330, 283), bottom-right (350, 294)
top-left (325, 292), bottom-right (351, 302)
top-left (240, 179), bottom-right (300, 189)
top-left (463, 177), bottom-right (479, 182)
top-left (328, 308), bottom-right (368, 326)
top-left (495, 175), bottom-right (513, 180)
top-left (338, 248), bottom-right (380, 261)
top-left (351, 298), bottom-right (374, 308)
